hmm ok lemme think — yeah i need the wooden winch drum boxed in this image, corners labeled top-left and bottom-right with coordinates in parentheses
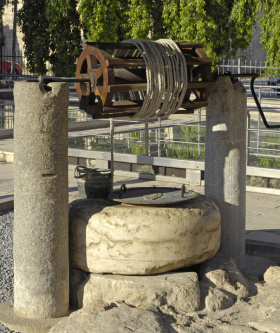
top-left (75, 40), bottom-right (214, 119)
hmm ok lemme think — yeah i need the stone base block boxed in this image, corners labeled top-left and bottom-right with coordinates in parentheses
top-left (0, 301), bottom-right (65, 333)
top-left (74, 270), bottom-right (200, 313)
top-left (69, 195), bottom-right (221, 275)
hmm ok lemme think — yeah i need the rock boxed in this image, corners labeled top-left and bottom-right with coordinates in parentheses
top-left (73, 271), bottom-right (200, 313)
top-left (249, 313), bottom-right (280, 333)
top-left (69, 195), bottom-right (221, 275)
top-left (199, 253), bottom-right (251, 312)
top-left (205, 287), bottom-right (235, 312)
top-left (69, 301), bottom-right (114, 317)
top-left (264, 266), bottom-right (280, 284)
top-left (49, 306), bottom-right (171, 333)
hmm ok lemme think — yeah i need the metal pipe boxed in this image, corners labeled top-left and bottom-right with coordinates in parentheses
top-left (250, 76), bottom-right (280, 129)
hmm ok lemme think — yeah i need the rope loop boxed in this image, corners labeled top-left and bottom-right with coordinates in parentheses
top-left (114, 39), bottom-right (188, 119)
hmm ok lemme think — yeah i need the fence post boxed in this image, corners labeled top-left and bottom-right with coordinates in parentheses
top-left (145, 118), bottom-right (149, 155)
top-left (205, 76), bottom-right (247, 268)
top-left (238, 58), bottom-right (241, 75)
top-left (157, 117), bottom-right (161, 157)
top-left (110, 118), bottom-right (114, 192)
top-left (246, 112), bottom-right (251, 165)
top-left (13, 81), bottom-right (69, 318)
top-left (198, 108), bottom-right (201, 157)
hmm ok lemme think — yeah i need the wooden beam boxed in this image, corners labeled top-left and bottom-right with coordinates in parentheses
top-left (86, 42), bottom-right (137, 49)
top-left (108, 58), bottom-right (145, 68)
top-left (187, 81), bottom-right (215, 89)
top-left (108, 83), bottom-right (147, 93)
top-left (180, 101), bottom-right (209, 110)
top-left (184, 55), bottom-right (212, 65)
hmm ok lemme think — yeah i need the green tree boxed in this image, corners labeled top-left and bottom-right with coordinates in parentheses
top-left (162, 0), bottom-right (261, 63)
top-left (0, 0), bottom-right (8, 48)
top-left (46, 0), bottom-right (82, 76)
top-left (79, 0), bottom-right (261, 63)
top-left (17, 0), bottom-right (279, 72)
top-left (260, 0), bottom-right (280, 68)
top-left (17, 0), bottom-right (49, 74)
top-left (18, 0), bottom-right (82, 75)
top-left (78, 0), bottom-right (164, 42)
top-left (79, 0), bottom-right (125, 42)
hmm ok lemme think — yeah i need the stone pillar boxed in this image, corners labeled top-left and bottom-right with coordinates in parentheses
top-left (13, 82), bottom-right (69, 319)
top-left (205, 76), bottom-right (247, 268)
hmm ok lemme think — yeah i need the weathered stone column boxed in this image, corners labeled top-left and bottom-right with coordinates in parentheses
top-left (13, 82), bottom-right (69, 318)
top-left (205, 76), bottom-right (247, 268)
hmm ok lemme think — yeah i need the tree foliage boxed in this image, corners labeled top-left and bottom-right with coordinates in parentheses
top-left (0, 0), bottom-right (9, 48)
top-left (78, 0), bottom-right (164, 42)
top-left (17, 0), bottom-right (49, 74)
top-left (79, 0), bottom-right (261, 63)
top-left (46, 0), bottom-right (82, 76)
top-left (79, 0), bottom-right (122, 42)
top-left (260, 0), bottom-right (280, 66)
top-left (15, 0), bottom-right (280, 71)
top-left (18, 0), bottom-right (82, 75)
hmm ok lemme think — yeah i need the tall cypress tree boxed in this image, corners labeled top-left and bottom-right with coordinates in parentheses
top-left (17, 0), bottom-right (49, 74)
top-left (18, 0), bottom-right (81, 75)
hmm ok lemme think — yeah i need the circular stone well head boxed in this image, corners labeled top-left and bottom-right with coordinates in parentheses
top-left (69, 189), bottom-right (221, 275)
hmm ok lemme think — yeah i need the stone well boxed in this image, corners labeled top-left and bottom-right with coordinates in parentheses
top-left (69, 192), bottom-right (221, 276)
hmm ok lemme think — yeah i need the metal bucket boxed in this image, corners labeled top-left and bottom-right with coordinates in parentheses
top-left (74, 166), bottom-right (112, 198)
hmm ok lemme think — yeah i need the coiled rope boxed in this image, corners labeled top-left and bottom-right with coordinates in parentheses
top-left (114, 39), bottom-right (188, 119)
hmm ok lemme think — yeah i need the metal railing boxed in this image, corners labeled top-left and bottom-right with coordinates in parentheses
top-left (217, 58), bottom-right (280, 98)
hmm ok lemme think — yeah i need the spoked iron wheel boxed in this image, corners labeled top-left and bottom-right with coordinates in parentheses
top-left (75, 46), bottom-right (114, 115)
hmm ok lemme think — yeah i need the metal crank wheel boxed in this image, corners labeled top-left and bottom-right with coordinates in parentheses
top-left (75, 45), bottom-right (113, 115)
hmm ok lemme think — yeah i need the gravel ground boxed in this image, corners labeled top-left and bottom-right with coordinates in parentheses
top-left (0, 210), bottom-right (19, 333)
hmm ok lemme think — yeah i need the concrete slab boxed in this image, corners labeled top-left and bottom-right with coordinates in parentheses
top-left (0, 138), bottom-right (13, 153)
top-left (246, 231), bottom-right (280, 248)
top-left (246, 192), bottom-right (280, 212)
top-left (246, 214), bottom-right (280, 231)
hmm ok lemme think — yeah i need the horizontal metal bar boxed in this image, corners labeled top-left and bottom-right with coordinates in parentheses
top-left (246, 186), bottom-right (280, 196)
top-left (68, 148), bottom-right (205, 170)
top-left (247, 166), bottom-right (280, 178)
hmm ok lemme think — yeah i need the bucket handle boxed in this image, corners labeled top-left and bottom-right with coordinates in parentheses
top-left (74, 165), bottom-right (88, 179)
